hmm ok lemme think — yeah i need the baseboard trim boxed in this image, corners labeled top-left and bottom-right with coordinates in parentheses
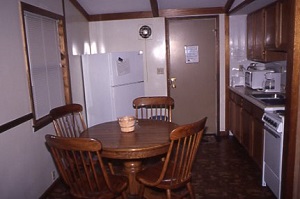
top-left (39, 178), bottom-right (62, 199)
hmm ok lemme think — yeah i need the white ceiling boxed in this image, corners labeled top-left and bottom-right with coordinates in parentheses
top-left (76, 0), bottom-right (229, 15)
top-left (76, 0), bottom-right (277, 16)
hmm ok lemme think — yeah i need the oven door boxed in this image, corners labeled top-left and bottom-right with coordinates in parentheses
top-left (262, 125), bottom-right (283, 199)
top-left (264, 125), bottom-right (282, 176)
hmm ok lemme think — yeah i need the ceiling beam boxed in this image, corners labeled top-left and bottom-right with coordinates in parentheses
top-left (89, 11), bottom-right (154, 21)
top-left (88, 7), bottom-right (225, 21)
top-left (69, 0), bottom-right (89, 20)
top-left (150, 0), bottom-right (159, 17)
top-left (160, 7), bottom-right (225, 17)
top-left (229, 0), bottom-right (255, 14)
top-left (224, 0), bottom-right (235, 13)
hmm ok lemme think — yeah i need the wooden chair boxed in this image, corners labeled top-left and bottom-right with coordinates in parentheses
top-left (136, 117), bottom-right (207, 199)
top-left (49, 104), bottom-right (86, 137)
top-left (133, 96), bottom-right (174, 122)
top-left (45, 134), bottom-right (128, 199)
top-left (49, 104), bottom-right (117, 174)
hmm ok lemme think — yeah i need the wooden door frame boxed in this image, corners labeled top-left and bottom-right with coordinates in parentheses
top-left (165, 16), bottom-right (220, 136)
top-left (282, 0), bottom-right (300, 198)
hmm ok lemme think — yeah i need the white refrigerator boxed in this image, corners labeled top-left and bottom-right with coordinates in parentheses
top-left (82, 51), bottom-right (144, 127)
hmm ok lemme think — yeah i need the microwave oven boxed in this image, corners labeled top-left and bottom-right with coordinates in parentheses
top-left (245, 69), bottom-right (274, 89)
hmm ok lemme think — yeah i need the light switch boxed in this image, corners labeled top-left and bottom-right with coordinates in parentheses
top-left (157, 67), bottom-right (164, 74)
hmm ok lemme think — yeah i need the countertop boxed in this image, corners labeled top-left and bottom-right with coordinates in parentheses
top-left (229, 86), bottom-right (285, 111)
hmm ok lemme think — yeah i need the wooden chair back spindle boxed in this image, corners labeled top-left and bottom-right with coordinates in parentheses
top-left (45, 135), bottom-right (128, 199)
top-left (49, 104), bottom-right (86, 137)
top-left (136, 117), bottom-right (207, 199)
top-left (133, 96), bottom-right (174, 122)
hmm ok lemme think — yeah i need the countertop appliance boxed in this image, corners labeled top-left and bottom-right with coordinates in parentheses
top-left (82, 51), bottom-right (144, 127)
top-left (245, 69), bottom-right (274, 90)
top-left (263, 72), bottom-right (282, 92)
top-left (262, 109), bottom-right (285, 199)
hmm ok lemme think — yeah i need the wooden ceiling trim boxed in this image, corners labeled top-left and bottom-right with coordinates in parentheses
top-left (69, 0), bottom-right (89, 20)
top-left (160, 7), bottom-right (225, 17)
top-left (88, 7), bottom-right (225, 21)
top-left (224, 0), bottom-right (235, 13)
top-left (150, 0), bottom-right (159, 17)
top-left (88, 11), bottom-right (154, 21)
top-left (229, 0), bottom-right (255, 14)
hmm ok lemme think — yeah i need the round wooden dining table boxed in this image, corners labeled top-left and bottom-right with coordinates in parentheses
top-left (80, 119), bottom-right (178, 197)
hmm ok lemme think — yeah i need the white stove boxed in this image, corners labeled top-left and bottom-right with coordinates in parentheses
top-left (262, 109), bottom-right (285, 199)
top-left (262, 111), bottom-right (284, 134)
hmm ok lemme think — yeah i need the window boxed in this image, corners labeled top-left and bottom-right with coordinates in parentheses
top-left (21, 3), bottom-right (71, 131)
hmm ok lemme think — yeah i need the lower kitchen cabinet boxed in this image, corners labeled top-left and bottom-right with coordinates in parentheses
top-left (229, 90), bottom-right (264, 168)
top-left (229, 91), bottom-right (243, 142)
top-left (252, 109), bottom-right (264, 168)
top-left (242, 100), bottom-right (252, 153)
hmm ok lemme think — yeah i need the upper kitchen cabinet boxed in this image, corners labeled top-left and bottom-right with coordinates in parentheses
top-left (265, 1), bottom-right (288, 51)
top-left (247, 1), bottom-right (287, 62)
top-left (247, 9), bottom-right (264, 61)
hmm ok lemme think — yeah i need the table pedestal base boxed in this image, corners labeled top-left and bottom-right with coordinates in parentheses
top-left (123, 160), bottom-right (142, 198)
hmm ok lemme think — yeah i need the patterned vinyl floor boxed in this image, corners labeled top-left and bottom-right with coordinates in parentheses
top-left (42, 135), bottom-right (276, 199)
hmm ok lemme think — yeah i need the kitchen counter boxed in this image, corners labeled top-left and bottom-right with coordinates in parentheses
top-left (228, 86), bottom-right (286, 168)
top-left (229, 86), bottom-right (285, 111)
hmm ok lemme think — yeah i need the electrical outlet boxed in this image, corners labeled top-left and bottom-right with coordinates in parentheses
top-left (51, 171), bottom-right (56, 181)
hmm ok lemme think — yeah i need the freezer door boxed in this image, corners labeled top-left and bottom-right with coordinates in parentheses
top-left (110, 51), bottom-right (144, 86)
top-left (82, 54), bottom-right (114, 127)
top-left (111, 82), bottom-right (144, 119)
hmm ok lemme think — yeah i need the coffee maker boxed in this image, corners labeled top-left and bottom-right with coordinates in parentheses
top-left (263, 72), bottom-right (282, 92)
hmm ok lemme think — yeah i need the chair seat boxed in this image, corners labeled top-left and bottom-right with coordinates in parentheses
top-left (137, 162), bottom-right (163, 184)
top-left (137, 162), bottom-right (191, 190)
top-left (135, 117), bottom-right (207, 199)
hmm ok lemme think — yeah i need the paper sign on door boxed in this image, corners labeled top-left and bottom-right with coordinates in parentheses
top-left (184, 45), bottom-right (199, 64)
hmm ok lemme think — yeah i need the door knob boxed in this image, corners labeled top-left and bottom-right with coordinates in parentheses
top-left (170, 77), bottom-right (176, 88)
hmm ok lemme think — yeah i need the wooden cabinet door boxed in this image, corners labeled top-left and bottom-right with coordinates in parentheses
top-left (252, 116), bottom-right (264, 168)
top-left (247, 14), bottom-right (254, 60)
top-left (265, 2), bottom-right (288, 51)
top-left (229, 91), bottom-right (243, 142)
top-left (247, 2), bottom-right (288, 62)
top-left (264, 3), bottom-right (277, 49)
top-left (264, 1), bottom-right (288, 62)
top-left (247, 9), bottom-right (265, 61)
top-left (229, 93), bottom-right (236, 135)
top-left (242, 100), bottom-right (253, 153)
top-left (253, 9), bottom-right (265, 61)
top-left (236, 97), bottom-right (243, 143)
top-left (228, 91), bottom-right (265, 169)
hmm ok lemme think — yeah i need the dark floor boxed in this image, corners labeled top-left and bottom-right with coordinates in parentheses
top-left (42, 135), bottom-right (276, 199)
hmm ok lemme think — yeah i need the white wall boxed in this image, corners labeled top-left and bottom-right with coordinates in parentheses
top-left (229, 15), bottom-right (252, 81)
top-left (88, 16), bottom-right (226, 131)
top-left (89, 18), bottom-right (168, 96)
top-left (64, 0), bottom-right (90, 118)
top-left (0, 0), bottom-right (88, 198)
top-left (0, 2), bottom-right (226, 197)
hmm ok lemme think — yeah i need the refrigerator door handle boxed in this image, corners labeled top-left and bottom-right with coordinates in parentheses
top-left (111, 80), bottom-right (144, 88)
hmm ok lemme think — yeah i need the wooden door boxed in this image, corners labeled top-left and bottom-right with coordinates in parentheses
top-left (167, 17), bottom-right (218, 134)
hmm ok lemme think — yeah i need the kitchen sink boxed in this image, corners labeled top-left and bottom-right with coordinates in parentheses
top-left (259, 98), bottom-right (285, 105)
top-left (251, 93), bottom-right (285, 106)
top-left (251, 93), bottom-right (285, 99)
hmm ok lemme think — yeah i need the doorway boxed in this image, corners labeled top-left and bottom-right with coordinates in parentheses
top-left (167, 16), bottom-right (219, 134)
